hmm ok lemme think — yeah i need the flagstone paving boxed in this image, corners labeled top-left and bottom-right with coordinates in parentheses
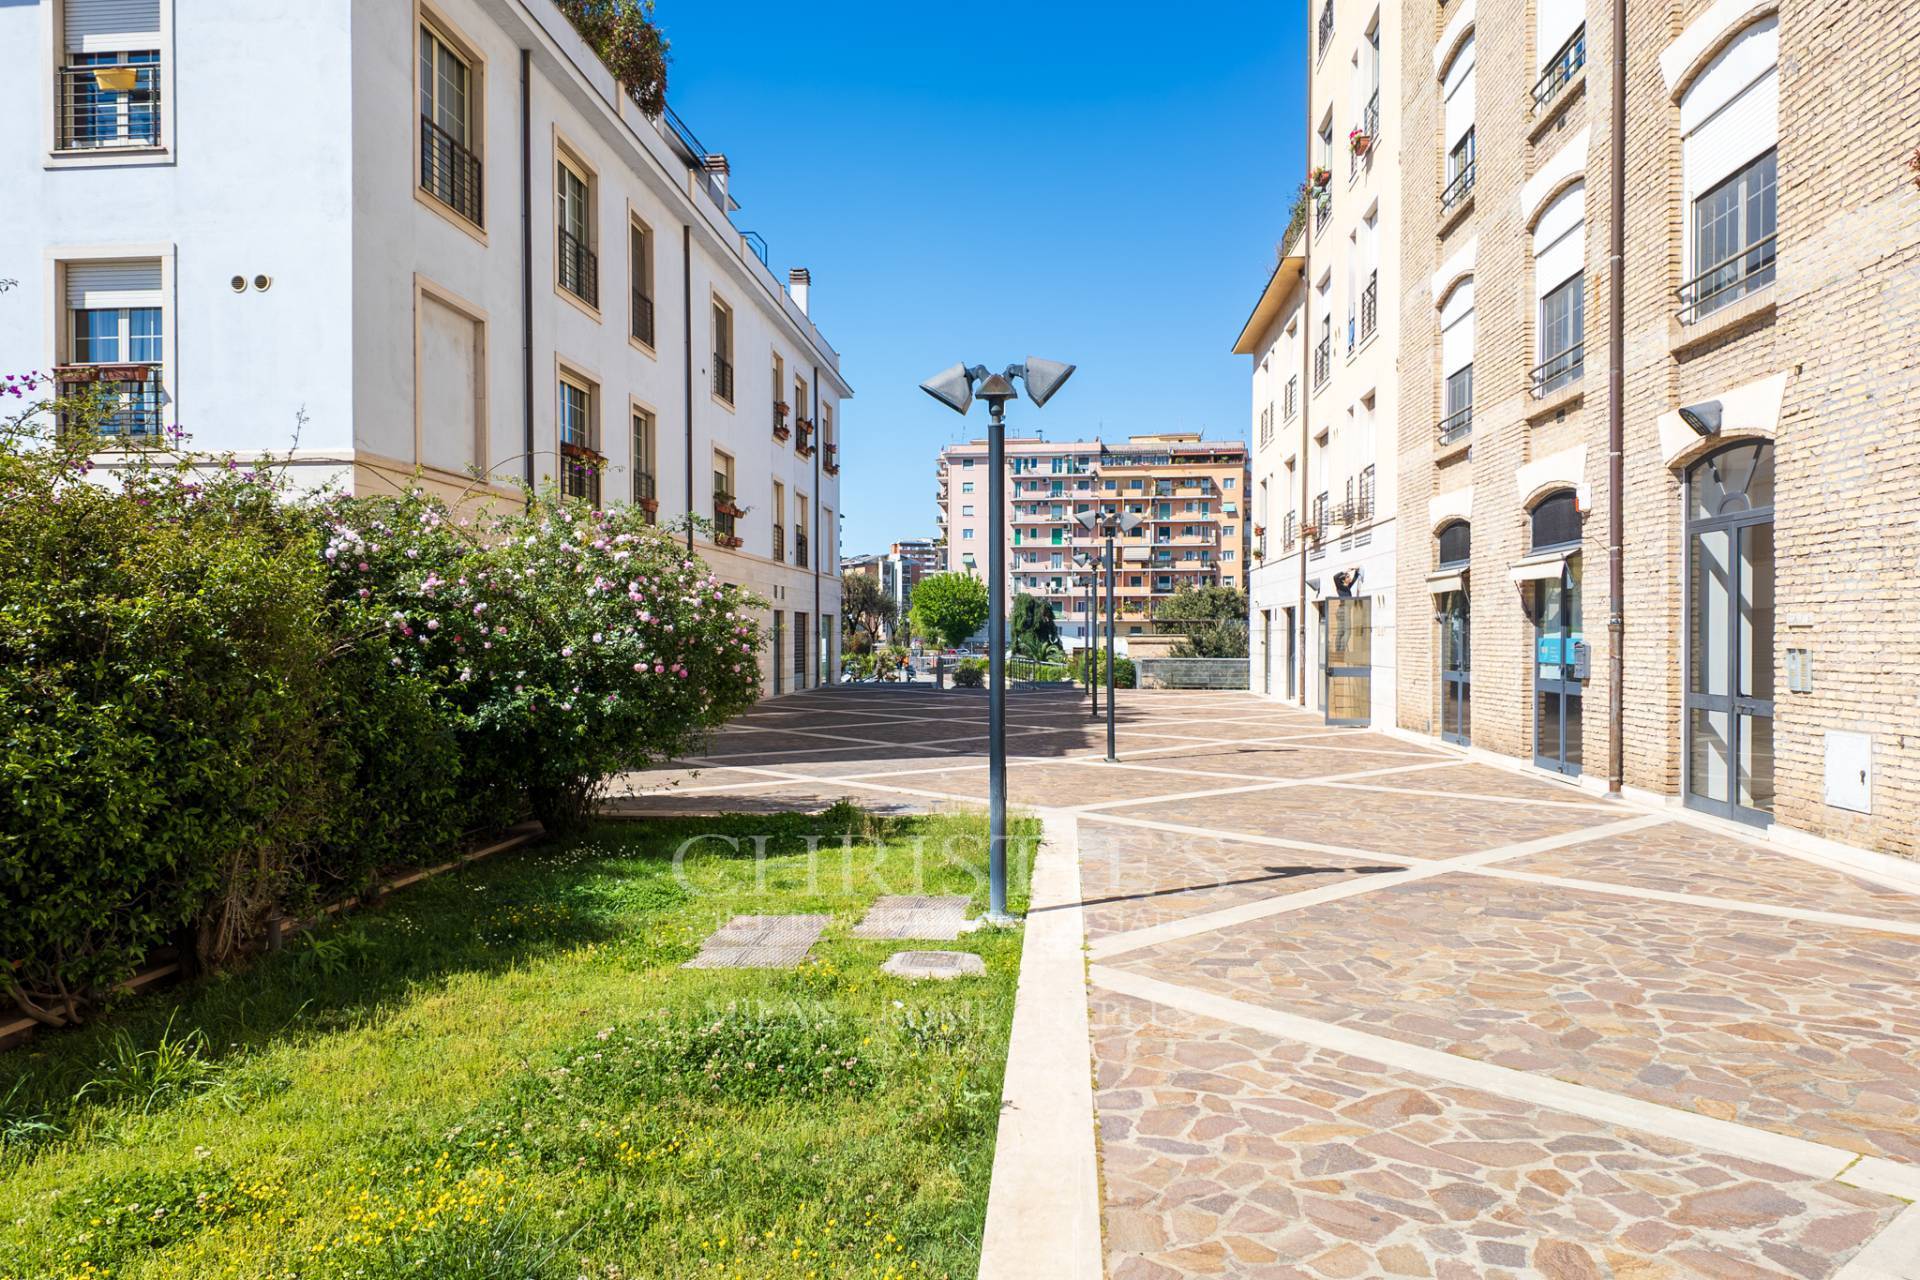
top-left (619, 684), bottom-right (1920, 1276)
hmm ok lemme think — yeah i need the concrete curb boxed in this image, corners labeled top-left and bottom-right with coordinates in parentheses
top-left (977, 810), bottom-right (1103, 1280)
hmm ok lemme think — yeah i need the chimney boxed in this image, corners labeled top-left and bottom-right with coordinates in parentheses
top-left (789, 267), bottom-right (811, 316)
top-left (700, 153), bottom-right (729, 209)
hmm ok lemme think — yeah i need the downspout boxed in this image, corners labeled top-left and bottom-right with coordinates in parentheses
top-left (1606, 0), bottom-right (1627, 793)
top-left (1298, 22), bottom-right (1314, 708)
top-left (812, 364), bottom-right (823, 685)
top-left (520, 49), bottom-right (534, 496)
top-left (683, 224), bottom-right (695, 553)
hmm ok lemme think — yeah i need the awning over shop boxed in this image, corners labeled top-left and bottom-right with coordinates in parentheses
top-left (1426, 571), bottom-right (1466, 594)
top-left (1509, 550), bottom-right (1570, 583)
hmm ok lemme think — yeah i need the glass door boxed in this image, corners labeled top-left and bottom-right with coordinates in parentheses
top-left (1283, 607), bottom-right (1297, 700)
top-left (1685, 443), bottom-right (1774, 822)
top-left (1323, 597), bottom-right (1372, 726)
top-left (1261, 610), bottom-right (1273, 695)
top-left (1532, 558), bottom-right (1584, 774)
top-left (1439, 589), bottom-right (1471, 745)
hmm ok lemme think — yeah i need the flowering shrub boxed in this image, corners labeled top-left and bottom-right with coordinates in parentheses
top-left (318, 488), bottom-right (762, 831)
top-left (553, 0), bottom-right (670, 116)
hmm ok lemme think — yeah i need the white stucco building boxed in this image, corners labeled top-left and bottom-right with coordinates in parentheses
top-left (2, 0), bottom-right (848, 695)
top-left (1237, 0), bottom-right (1401, 724)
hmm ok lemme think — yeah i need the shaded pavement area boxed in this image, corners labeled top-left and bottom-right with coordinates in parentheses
top-left (612, 685), bottom-right (1920, 1279)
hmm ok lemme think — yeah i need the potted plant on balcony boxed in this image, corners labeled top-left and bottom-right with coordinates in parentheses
top-left (1310, 165), bottom-right (1332, 189)
top-left (93, 64), bottom-right (140, 93)
top-left (794, 417), bottom-right (816, 457)
top-left (712, 491), bottom-right (746, 519)
top-left (1348, 126), bottom-right (1371, 157)
top-left (772, 400), bottom-right (791, 441)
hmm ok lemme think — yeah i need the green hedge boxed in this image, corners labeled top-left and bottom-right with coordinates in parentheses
top-left (0, 386), bottom-right (762, 1027)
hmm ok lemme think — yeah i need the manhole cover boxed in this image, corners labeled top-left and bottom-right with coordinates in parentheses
top-left (881, 950), bottom-right (987, 980)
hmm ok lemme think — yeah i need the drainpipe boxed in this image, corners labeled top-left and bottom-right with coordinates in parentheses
top-left (1606, 0), bottom-right (1627, 794)
top-left (1297, 24), bottom-right (1314, 708)
top-left (683, 225), bottom-right (695, 553)
top-left (812, 363), bottom-right (823, 686)
top-left (520, 49), bottom-right (534, 496)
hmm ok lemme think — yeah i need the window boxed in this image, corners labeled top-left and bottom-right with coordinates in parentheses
top-left (1532, 183), bottom-right (1586, 395)
top-left (1439, 277), bottom-right (1474, 442)
top-left (795, 495), bottom-right (810, 567)
top-left (962, 528), bottom-right (975, 540)
top-left (629, 220), bottom-right (654, 345)
top-left (59, 258), bottom-right (165, 437)
top-left (558, 371), bottom-right (599, 504)
top-left (631, 407), bottom-right (656, 509)
top-left (1531, 490), bottom-right (1581, 551)
top-left (712, 299), bottom-right (735, 403)
top-left (556, 153), bottom-right (596, 306)
top-left (1284, 374), bottom-right (1300, 421)
top-left (417, 282), bottom-right (485, 475)
top-left (962, 505), bottom-right (975, 517)
top-left (1441, 34), bottom-right (1476, 210)
top-left (1437, 520), bottom-right (1471, 568)
top-left (712, 450), bottom-right (737, 541)
top-left (57, 0), bottom-right (162, 152)
top-left (1534, 0), bottom-right (1587, 114)
top-left (821, 403), bottom-right (837, 469)
top-left (1679, 17), bottom-right (1778, 322)
top-left (419, 22), bottom-right (481, 225)
top-left (961, 481), bottom-right (974, 494)
top-left (822, 507), bottom-right (836, 572)
top-left (771, 481), bottom-right (786, 560)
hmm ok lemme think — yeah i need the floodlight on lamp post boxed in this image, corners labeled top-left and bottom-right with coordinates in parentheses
top-left (919, 358), bottom-right (1077, 924)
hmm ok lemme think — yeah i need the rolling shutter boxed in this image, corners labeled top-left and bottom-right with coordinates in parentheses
top-left (1682, 20), bottom-right (1778, 200)
top-left (1533, 184), bottom-right (1586, 295)
top-left (1442, 34), bottom-right (1476, 150)
top-left (63, 0), bottom-right (162, 52)
top-left (1536, 0), bottom-right (1585, 72)
top-left (1441, 279), bottom-right (1476, 376)
top-left (65, 259), bottom-right (162, 309)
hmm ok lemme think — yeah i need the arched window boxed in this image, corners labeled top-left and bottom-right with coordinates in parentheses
top-left (1679, 18), bottom-right (1778, 322)
top-left (1441, 34), bottom-right (1476, 210)
top-left (1532, 183), bottom-right (1586, 395)
top-left (1530, 489), bottom-right (1581, 551)
top-left (1437, 520), bottom-right (1471, 568)
top-left (1688, 439), bottom-right (1774, 519)
top-left (1439, 277), bottom-right (1475, 442)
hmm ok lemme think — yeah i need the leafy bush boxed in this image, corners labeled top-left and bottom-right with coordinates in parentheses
top-left (952, 657), bottom-right (986, 688)
top-left (908, 573), bottom-right (990, 650)
top-left (552, 0), bottom-right (670, 116)
top-left (1069, 649), bottom-right (1136, 689)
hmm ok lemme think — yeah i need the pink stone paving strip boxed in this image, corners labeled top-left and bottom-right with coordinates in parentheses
top-left (1112, 873), bottom-right (1920, 1163)
top-left (1093, 990), bottom-right (1904, 1280)
top-left (1107, 745), bottom-right (1447, 781)
top-left (1110, 783), bottom-right (1609, 854)
top-left (1361, 761), bottom-right (1603, 805)
top-left (1505, 822), bottom-right (1920, 924)
top-left (1078, 824), bottom-right (1405, 941)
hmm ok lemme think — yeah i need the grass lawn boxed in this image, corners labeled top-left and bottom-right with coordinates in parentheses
top-left (0, 805), bottom-right (1039, 1280)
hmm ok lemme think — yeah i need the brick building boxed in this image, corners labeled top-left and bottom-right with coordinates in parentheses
top-left (1393, 0), bottom-right (1920, 855)
top-left (936, 434), bottom-right (1251, 649)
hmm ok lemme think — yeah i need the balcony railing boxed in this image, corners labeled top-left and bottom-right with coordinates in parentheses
top-left (823, 443), bottom-right (840, 474)
top-left (421, 115), bottom-right (482, 225)
top-left (772, 522), bottom-right (786, 562)
top-left (57, 62), bottom-right (161, 152)
top-left (1314, 194), bottom-right (1332, 235)
top-left (1533, 25), bottom-right (1588, 114)
top-left (712, 352), bottom-right (734, 403)
top-left (713, 492), bottom-right (738, 540)
top-left (56, 364), bottom-right (164, 438)
top-left (1530, 342), bottom-right (1586, 397)
top-left (631, 290), bottom-right (655, 346)
top-left (1675, 232), bottom-right (1777, 324)
top-left (1438, 404), bottom-right (1473, 445)
top-left (795, 529), bottom-right (809, 566)
top-left (558, 229), bottom-right (597, 307)
top-left (1317, 2), bottom-right (1334, 57)
top-left (633, 468), bottom-right (657, 515)
top-left (1441, 156), bottom-right (1476, 213)
top-left (1312, 335), bottom-right (1331, 389)
top-left (795, 418), bottom-right (815, 456)
top-left (1359, 272), bottom-right (1378, 343)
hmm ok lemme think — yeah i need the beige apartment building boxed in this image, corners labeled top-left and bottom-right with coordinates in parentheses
top-left (1241, 0), bottom-right (1403, 724)
top-left (1395, 0), bottom-right (1920, 856)
top-left (936, 433), bottom-right (1250, 650)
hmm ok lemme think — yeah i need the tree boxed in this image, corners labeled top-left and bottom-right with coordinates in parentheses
top-left (908, 572), bottom-right (991, 650)
top-left (841, 571), bottom-right (894, 651)
top-left (1011, 592), bottom-right (1059, 658)
top-left (1157, 585), bottom-right (1250, 658)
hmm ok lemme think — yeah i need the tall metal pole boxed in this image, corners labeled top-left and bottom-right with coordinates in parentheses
top-left (986, 402), bottom-right (1010, 921)
top-left (1087, 560), bottom-right (1099, 717)
top-left (1105, 531), bottom-right (1118, 763)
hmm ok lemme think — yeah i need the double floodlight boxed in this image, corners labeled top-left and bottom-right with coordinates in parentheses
top-left (1075, 509), bottom-right (1144, 536)
top-left (919, 358), bottom-right (1078, 416)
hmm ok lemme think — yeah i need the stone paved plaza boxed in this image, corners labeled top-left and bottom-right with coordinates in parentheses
top-left (614, 685), bottom-right (1920, 1278)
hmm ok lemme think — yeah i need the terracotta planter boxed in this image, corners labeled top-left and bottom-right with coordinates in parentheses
top-left (1350, 133), bottom-right (1371, 157)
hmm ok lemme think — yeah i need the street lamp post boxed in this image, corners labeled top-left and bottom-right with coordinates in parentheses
top-left (920, 358), bottom-right (1076, 924)
top-left (1074, 550), bottom-right (1098, 717)
top-left (1076, 507), bottom-right (1143, 763)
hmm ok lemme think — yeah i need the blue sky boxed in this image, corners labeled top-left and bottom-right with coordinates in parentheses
top-left (659, 0), bottom-right (1308, 556)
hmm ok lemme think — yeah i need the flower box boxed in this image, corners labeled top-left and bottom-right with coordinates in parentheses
top-left (1348, 129), bottom-right (1371, 156)
top-left (713, 498), bottom-right (746, 519)
top-left (1310, 166), bottom-right (1332, 189)
top-left (715, 533), bottom-right (744, 549)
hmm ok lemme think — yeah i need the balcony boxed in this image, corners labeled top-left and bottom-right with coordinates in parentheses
top-left (632, 468), bottom-right (658, 519)
top-left (57, 62), bottom-right (161, 153)
top-left (712, 491), bottom-right (743, 547)
top-left (1314, 193), bottom-right (1332, 236)
top-left (795, 417), bottom-right (816, 457)
top-left (795, 528), bottom-right (809, 566)
top-left (632, 290), bottom-right (654, 346)
top-left (1530, 342), bottom-right (1586, 398)
top-left (558, 229), bottom-right (597, 307)
top-left (712, 352), bottom-right (734, 403)
top-left (1675, 233), bottom-right (1777, 325)
top-left (1359, 271), bottom-right (1378, 344)
top-left (823, 443), bottom-right (840, 474)
top-left (1312, 335), bottom-right (1331, 390)
top-left (420, 116), bottom-right (482, 225)
top-left (772, 522), bottom-right (786, 562)
top-left (1533, 25), bottom-right (1588, 115)
top-left (56, 364), bottom-right (164, 438)
top-left (1316, 1), bottom-right (1334, 57)
top-left (772, 401), bottom-right (791, 442)
top-left (1438, 404), bottom-right (1473, 445)
top-left (1441, 156), bottom-right (1476, 214)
